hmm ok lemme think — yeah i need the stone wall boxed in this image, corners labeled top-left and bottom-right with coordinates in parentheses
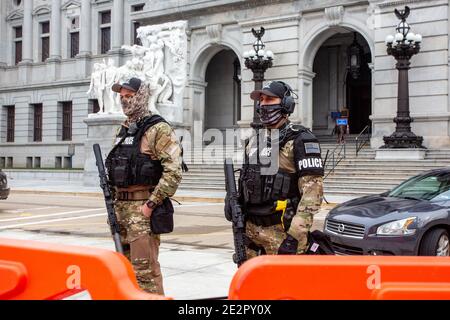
top-left (1, 0), bottom-right (449, 170)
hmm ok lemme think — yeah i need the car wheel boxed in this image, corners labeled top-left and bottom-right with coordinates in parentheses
top-left (419, 228), bottom-right (450, 256)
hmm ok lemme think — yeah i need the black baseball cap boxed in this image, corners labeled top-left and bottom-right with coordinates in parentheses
top-left (112, 77), bottom-right (142, 93)
top-left (250, 81), bottom-right (287, 101)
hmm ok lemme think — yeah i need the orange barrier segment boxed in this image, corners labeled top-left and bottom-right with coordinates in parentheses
top-left (228, 255), bottom-right (450, 300)
top-left (0, 237), bottom-right (169, 300)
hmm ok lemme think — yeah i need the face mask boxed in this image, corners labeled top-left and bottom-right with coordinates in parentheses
top-left (120, 84), bottom-right (151, 122)
top-left (258, 104), bottom-right (284, 126)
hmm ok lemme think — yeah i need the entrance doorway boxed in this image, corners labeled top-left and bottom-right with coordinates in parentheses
top-left (205, 49), bottom-right (241, 130)
top-left (312, 31), bottom-right (372, 135)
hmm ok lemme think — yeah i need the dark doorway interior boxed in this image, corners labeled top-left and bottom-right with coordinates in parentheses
top-left (346, 51), bottom-right (372, 134)
top-left (205, 49), bottom-right (241, 130)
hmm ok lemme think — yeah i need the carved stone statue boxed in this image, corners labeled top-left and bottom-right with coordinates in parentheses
top-left (86, 20), bottom-right (187, 123)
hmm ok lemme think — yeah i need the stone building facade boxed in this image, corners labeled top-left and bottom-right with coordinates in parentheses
top-left (0, 0), bottom-right (449, 169)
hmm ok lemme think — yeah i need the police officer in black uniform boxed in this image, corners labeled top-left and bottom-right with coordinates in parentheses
top-left (240, 81), bottom-right (324, 256)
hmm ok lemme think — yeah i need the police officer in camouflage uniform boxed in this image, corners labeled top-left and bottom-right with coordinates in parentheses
top-left (106, 78), bottom-right (182, 294)
top-left (240, 81), bottom-right (324, 256)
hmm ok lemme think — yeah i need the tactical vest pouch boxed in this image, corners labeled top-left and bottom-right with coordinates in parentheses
top-left (111, 156), bottom-right (129, 188)
top-left (241, 166), bottom-right (263, 204)
top-left (135, 155), bottom-right (163, 186)
top-left (150, 197), bottom-right (174, 234)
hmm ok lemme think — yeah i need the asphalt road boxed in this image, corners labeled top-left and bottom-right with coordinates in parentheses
top-left (0, 192), bottom-right (329, 249)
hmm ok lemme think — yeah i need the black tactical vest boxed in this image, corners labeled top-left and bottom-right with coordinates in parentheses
top-left (105, 115), bottom-right (166, 188)
top-left (240, 124), bottom-right (323, 217)
top-left (240, 126), bottom-right (301, 216)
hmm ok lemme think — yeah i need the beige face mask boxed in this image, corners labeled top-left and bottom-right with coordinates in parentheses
top-left (121, 84), bottom-right (151, 123)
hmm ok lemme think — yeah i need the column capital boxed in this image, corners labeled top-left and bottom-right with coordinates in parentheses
top-left (298, 69), bottom-right (316, 80)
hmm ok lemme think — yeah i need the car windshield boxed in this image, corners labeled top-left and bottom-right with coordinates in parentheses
top-left (388, 172), bottom-right (450, 201)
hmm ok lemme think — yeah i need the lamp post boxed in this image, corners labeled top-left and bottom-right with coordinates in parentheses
top-left (382, 6), bottom-right (424, 149)
top-left (243, 27), bottom-right (274, 129)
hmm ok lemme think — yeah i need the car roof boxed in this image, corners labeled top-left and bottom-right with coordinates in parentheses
top-left (419, 167), bottom-right (450, 176)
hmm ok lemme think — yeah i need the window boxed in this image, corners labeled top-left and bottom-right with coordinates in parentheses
top-left (26, 157), bottom-right (33, 168)
top-left (7, 157), bottom-right (13, 168)
top-left (100, 11), bottom-right (111, 54)
top-left (33, 104), bottom-right (43, 142)
top-left (40, 21), bottom-right (50, 62)
top-left (6, 106), bottom-right (15, 142)
top-left (69, 17), bottom-right (80, 58)
top-left (34, 157), bottom-right (41, 168)
top-left (70, 32), bottom-right (79, 58)
top-left (132, 4), bottom-right (145, 12)
top-left (389, 172), bottom-right (450, 201)
top-left (14, 26), bottom-right (22, 65)
top-left (62, 102), bottom-right (72, 141)
top-left (133, 22), bottom-right (141, 45)
top-left (89, 99), bottom-right (100, 114)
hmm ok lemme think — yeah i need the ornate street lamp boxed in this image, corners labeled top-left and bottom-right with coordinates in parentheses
top-left (382, 6), bottom-right (424, 149)
top-left (243, 27), bottom-right (274, 128)
top-left (347, 32), bottom-right (363, 80)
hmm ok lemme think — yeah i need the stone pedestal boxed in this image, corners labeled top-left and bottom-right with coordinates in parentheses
top-left (83, 113), bottom-right (126, 186)
top-left (375, 148), bottom-right (426, 160)
top-left (157, 103), bottom-right (183, 124)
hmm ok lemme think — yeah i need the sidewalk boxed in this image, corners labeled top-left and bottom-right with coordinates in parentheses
top-left (7, 178), bottom-right (355, 204)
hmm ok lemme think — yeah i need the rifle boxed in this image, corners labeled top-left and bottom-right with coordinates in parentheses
top-left (93, 143), bottom-right (124, 254)
top-left (224, 158), bottom-right (247, 267)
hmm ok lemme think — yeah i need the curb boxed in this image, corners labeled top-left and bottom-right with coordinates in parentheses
top-left (10, 190), bottom-right (338, 206)
top-left (10, 189), bottom-right (225, 203)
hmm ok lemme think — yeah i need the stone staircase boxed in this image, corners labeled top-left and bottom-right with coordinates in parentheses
top-left (178, 137), bottom-right (450, 198)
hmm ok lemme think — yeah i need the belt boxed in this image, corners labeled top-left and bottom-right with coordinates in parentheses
top-left (247, 211), bottom-right (283, 227)
top-left (116, 190), bottom-right (151, 201)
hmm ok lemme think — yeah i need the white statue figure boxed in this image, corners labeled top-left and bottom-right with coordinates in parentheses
top-left (104, 59), bottom-right (122, 113)
top-left (87, 20), bottom-right (187, 122)
top-left (87, 62), bottom-right (108, 113)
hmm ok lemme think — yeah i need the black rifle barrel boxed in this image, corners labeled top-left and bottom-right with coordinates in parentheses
top-left (224, 158), bottom-right (247, 267)
top-left (93, 143), bottom-right (124, 254)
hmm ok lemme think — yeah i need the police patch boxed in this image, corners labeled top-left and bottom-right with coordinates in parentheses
top-left (298, 158), bottom-right (323, 170)
top-left (304, 142), bottom-right (320, 154)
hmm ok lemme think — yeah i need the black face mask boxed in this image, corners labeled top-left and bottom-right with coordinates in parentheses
top-left (257, 104), bottom-right (284, 126)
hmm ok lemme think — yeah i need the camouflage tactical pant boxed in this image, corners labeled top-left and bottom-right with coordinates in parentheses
top-left (114, 200), bottom-right (164, 295)
top-left (245, 213), bottom-right (313, 258)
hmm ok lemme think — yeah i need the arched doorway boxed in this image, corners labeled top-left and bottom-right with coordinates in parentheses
top-left (204, 49), bottom-right (241, 130)
top-left (312, 31), bottom-right (372, 135)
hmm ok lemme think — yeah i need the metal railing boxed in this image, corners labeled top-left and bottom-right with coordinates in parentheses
top-left (324, 142), bottom-right (346, 180)
top-left (355, 125), bottom-right (371, 157)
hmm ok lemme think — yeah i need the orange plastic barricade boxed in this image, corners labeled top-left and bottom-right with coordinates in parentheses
top-left (0, 237), bottom-right (169, 300)
top-left (228, 255), bottom-right (450, 300)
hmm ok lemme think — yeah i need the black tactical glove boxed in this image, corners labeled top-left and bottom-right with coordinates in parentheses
top-left (278, 235), bottom-right (299, 255)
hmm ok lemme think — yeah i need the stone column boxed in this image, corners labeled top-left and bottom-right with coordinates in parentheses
top-left (297, 69), bottom-right (316, 130)
top-left (111, 0), bottom-right (124, 51)
top-left (0, 0), bottom-right (7, 66)
top-left (82, 114), bottom-right (126, 186)
top-left (49, 0), bottom-right (62, 61)
top-left (21, 0), bottom-right (33, 64)
top-left (79, 0), bottom-right (91, 56)
top-left (77, 0), bottom-right (92, 78)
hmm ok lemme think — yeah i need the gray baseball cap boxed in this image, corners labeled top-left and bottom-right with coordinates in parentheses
top-left (112, 77), bottom-right (142, 93)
